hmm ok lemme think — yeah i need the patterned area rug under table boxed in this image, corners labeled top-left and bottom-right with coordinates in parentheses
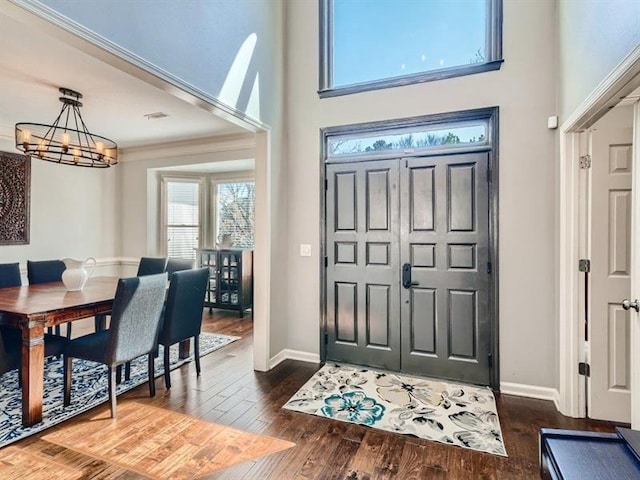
top-left (283, 363), bottom-right (507, 457)
top-left (0, 332), bottom-right (239, 448)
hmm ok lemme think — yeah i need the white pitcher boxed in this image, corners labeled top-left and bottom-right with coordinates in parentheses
top-left (61, 257), bottom-right (96, 291)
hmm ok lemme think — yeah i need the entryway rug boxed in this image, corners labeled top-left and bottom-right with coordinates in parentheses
top-left (43, 401), bottom-right (295, 480)
top-left (0, 332), bottom-right (239, 448)
top-left (283, 363), bottom-right (507, 457)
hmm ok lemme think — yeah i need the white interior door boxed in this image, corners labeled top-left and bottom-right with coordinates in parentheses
top-left (631, 100), bottom-right (640, 429)
top-left (589, 106), bottom-right (634, 423)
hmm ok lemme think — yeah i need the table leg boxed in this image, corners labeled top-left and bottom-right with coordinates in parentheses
top-left (178, 339), bottom-right (191, 359)
top-left (21, 322), bottom-right (45, 427)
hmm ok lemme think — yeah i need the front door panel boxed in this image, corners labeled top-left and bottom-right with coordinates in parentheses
top-left (325, 153), bottom-right (493, 386)
top-left (400, 153), bottom-right (491, 385)
top-left (326, 160), bottom-right (401, 370)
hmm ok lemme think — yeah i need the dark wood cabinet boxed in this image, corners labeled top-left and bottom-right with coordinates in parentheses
top-left (197, 249), bottom-right (253, 317)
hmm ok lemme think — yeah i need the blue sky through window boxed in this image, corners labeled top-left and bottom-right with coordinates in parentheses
top-left (333, 0), bottom-right (487, 87)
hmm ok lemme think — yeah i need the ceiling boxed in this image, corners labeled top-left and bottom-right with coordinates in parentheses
top-left (0, 10), bottom-right (245, 150)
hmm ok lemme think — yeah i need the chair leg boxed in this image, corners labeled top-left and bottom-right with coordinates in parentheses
top-left (63, 356), bottom-right (73, 407)
top-left (66, 323), bottom-right (73, 339)
top-left (55, 325), bottom-right (61, 336)
top-left (148, 354), bottom-right (156, 397)
top-left (163, 345), bottom-right (171, 389)
top-left (125, 361), bottom-right (131, 382)
top-left (108, 366), bottom-right (117, 418)
top-left (194, 335), bottom-right (201, 376)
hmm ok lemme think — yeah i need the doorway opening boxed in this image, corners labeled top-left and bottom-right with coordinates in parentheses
top-left (557, 53), bottom-right (640, 429)
top-left (320, 108), bottom-right (500, 389)
top-left (582, 97), bottom-right (637, 423)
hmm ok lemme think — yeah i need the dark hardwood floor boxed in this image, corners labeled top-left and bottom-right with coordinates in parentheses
top-left (14, 311), bottom-right (615, 479)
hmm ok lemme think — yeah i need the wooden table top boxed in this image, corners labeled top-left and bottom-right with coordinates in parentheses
top-left (0, 276), bottom-right (119, 316)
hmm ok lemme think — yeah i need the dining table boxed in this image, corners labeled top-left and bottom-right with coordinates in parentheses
top-left (0, 277), bottom-right (117, 426)
top-left (0, 276), bottom-right (192, 427)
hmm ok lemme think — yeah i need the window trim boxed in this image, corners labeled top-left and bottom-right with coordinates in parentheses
top-left (318, 0), bottom-right (504, 98)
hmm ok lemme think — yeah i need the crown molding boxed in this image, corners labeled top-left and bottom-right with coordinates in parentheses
top-left (120, 132), bottom-right (256, 163)
top-left (7, 0), bottom-right (270, 134)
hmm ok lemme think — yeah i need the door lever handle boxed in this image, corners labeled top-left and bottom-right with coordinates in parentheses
top-left (621, 299), bottom-right (639, 312)
top-left (402, 263), bottom-right (419, 289)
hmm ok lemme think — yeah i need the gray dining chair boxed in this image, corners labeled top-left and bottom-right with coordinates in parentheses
top-left (165, 258), bottom-right (194, 276)
top-left (158, 268), bottom-right (209, 388)
top-left (137, 257), bottom-right (167, 276)
top-left (27, 259), bottom-right (70, 338)
top-left (63, 273), bottom-right (167, 418)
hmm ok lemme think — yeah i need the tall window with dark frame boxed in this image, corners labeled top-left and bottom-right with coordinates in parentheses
top-left (319, 0), bottom-right (503, 97)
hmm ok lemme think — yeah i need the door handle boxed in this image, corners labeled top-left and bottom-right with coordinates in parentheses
top-left (621, 299), bottom-right (640, 312)
top-left (402, 263), bottom-right (419, 289)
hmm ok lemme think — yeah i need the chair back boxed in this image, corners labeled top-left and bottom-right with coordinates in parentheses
top-left (136, 257), bottom-right (167, 276)
top-left (165, 258), bottom-right (194, 275)
top-left (0, 263), bottom-right (21, 288)
top-left (159, 268), bottom-right (209, 346)
top-left (106, 273), bottom-right (167, 366)
top-left (27, 259), bottom-right (65, 285)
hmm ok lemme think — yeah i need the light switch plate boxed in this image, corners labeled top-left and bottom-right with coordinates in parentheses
top-left (300, 244), bottom-right (312, 257)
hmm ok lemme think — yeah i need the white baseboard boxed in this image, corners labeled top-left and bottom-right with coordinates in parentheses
top-left (269, 349), bottom-right (321, 369)
top-left (500, 382), bottom-right (560, 411)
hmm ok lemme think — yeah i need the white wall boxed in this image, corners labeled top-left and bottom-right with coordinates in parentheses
top-left (37, 0), bottom-right (281, 126)
top-left (0, 137), bottom-right (119, 271)
top-left (559, 0), bottom-right (640, 118)
top-left (118, 136), bottom-right (255, 259)
top-left (285, 0), bottom-right (558, 388)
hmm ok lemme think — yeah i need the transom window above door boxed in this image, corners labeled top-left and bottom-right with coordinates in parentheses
top-left (319, 0), bottom-right (503, 97)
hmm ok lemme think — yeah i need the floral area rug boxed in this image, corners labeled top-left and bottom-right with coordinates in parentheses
top-left (283, 363), bottom-right (507, 457)
top-left (0, 332), bottom-right (238, 448)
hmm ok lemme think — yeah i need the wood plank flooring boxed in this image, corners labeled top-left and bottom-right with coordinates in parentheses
top-left (11, 311), bottom-right (616, 479)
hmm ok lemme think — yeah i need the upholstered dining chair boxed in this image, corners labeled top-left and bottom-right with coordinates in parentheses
top-left (0, 262), bottom-right (67, 367)
top-left (27, 259), bottom-right (70, 338)
top-left (136, 257), bottom-right (167, 277)
top-left (0, 262), bottom-right (22, 289)
top-left (165, 258), bottom-right (194, 276)
top-left (158, 267), bottom-right (209, 388)
top-left (63, 273), bottom-right (167, 418)
top-left (0, 327), bottom-right (20, 377)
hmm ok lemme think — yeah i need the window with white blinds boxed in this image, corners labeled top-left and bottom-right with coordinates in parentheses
top-left (165, 180), bottom-right (200, 259)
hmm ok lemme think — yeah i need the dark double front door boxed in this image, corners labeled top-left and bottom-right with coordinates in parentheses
top-left (325, 152), bottom-right (493, 385)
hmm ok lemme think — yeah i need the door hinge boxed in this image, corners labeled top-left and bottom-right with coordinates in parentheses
top-left (578, 362), bottom-right (590, 377)
top-left (578, 259), bottom-right (591, 273)
top-left (579, 154), bottom-right (592, 169)
top-left (324, 256), bottom-right (328, 267)
top-left (487, 262), bottom-right (492, 274)
top-left (324, 178), bottom-right (328, 190)
top-left (324, 332), bottom-right (329, 344)
top-left (488, 353), bottom-right (493, 368)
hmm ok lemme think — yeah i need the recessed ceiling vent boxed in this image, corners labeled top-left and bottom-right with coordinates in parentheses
top-left (144, 112), bottom-right (169, 120)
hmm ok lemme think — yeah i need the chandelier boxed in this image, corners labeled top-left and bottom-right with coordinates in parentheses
top-left (15, 88), bottom-right (118, 168)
